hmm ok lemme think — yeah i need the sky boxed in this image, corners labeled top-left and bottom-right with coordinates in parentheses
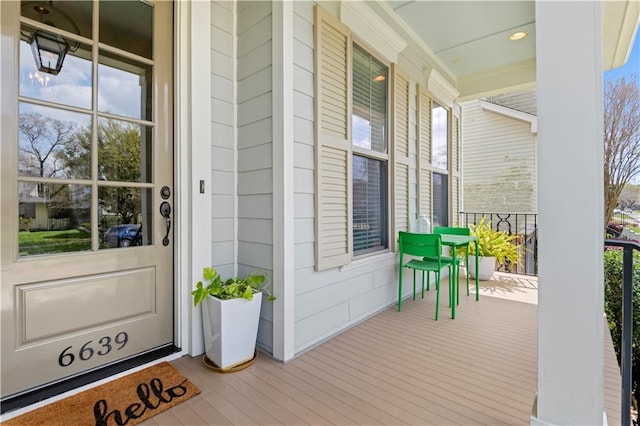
top-left (603, 29), bottom-right (640, 184)
top-left (19, 41), bottom-right (143, 122)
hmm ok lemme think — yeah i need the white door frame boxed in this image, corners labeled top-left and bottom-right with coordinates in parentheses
top-left (174, 0), bottom-right (212, 358)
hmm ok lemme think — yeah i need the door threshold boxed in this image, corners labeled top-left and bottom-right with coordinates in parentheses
top-left (0, 344), bottom-right (180, 416)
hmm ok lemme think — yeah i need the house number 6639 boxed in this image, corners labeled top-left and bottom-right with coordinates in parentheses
top-left (58, 332), bottom-right (128, 367)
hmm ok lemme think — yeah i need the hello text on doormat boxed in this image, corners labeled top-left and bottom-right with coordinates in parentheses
top-left (4, 361), bottom-right (200, 426)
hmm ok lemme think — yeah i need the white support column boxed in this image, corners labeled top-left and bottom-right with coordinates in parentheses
top-left (271, 0), bottom-right (295, 361)
top-left (533, 1), bottom-right (605, 425)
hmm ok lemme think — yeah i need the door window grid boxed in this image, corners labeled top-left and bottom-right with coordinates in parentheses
top-left (17, 1), bottom-right (154, 256)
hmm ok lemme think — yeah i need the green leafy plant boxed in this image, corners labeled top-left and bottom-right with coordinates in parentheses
top-left (191, 267), bottom-right (275, 306)
top-left (468, 217), bottom-right (521, 265)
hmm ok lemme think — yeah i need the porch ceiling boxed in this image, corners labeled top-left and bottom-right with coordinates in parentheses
top-left (384, 0), bottom-right (640, 101)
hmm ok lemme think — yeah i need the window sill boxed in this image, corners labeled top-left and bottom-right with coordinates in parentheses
top-left (339, 251), bottom-right (397, 272)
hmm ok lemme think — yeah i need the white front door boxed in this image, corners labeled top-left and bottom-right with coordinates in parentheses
top-left (0, 0), bottom-right (174, 401)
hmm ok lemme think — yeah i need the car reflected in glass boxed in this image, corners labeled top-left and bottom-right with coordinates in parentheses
top-left (103, 224), bottom-right (141, 248)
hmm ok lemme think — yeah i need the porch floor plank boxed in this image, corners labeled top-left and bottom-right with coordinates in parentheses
top-left (150, 274), bottom-right (621, 425)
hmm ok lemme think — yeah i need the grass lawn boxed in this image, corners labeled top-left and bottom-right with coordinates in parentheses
top-left (19, 229), bottom-right (91, 256)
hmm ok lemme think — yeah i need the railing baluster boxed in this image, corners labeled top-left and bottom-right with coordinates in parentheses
top-left (622, 245), bottom-right (633, 426)
top-left (604, 239), bottom-right (638, 426)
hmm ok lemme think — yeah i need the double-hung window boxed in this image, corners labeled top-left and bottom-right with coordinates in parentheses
top-left (352, 44), bottom-right (389, 256)
top-left (314, 6), bottom-right (412, 270)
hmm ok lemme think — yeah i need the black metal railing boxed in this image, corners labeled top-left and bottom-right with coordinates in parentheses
top-left (611, 212), bottom-right (640, 229)
top-left (608, 213), bottom-right (640, 242)
top-left (460, 212), bottom-right (538, 276)
top-left (604, 239), bottom-right (639, 426)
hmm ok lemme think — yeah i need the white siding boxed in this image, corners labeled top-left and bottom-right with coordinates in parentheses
top-left (292, 2), bottom-right (426, 355)
top-left (207, 0), bottom-right (463, 359)
top-left (293, 0), bottom-right (316, 294)
top-left (461, 100), bottom-right (537, 213)
top-left (237, 1), bottom-right (274, 352)
top-left (211, 1), bottom-right (235, 278)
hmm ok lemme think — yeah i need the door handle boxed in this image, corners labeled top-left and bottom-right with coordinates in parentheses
top-left (159, 201), bottom-right (171, 246)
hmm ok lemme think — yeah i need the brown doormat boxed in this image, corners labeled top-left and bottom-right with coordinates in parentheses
top-left (4, 362), bottom-right (200, 426)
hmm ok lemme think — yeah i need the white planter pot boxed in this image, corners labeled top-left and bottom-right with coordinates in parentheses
top-left (468, 256), bottom-right (496, 281)
top-left (201, 292), bottom-right (262, 369)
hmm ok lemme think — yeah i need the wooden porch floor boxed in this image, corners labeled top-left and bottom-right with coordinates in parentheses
top-left (145, 274), bottom-right (622, 425)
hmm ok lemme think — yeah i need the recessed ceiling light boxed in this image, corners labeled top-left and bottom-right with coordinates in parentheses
top-left (372, 75), bottom-right (386, 82)
top-left (509, 31), bottom-right (527, 41)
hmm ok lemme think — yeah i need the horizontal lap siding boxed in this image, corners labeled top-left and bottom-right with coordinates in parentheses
top-left (293, 2), bottom-right (316, 271)
top-left (462, 101), bottom-right (537, 213)
top-left (237, 1), bottom-right (274, 351)
top-left (211, 1), bottom-right (235, 278)
top-left (293, 3), bottom-right (422, 355)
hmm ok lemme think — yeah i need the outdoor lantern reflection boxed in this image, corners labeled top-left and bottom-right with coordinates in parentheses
top-left (29, 29), bottom-right (68, 76)
top-left (25, 2), bottom-right (80, 76)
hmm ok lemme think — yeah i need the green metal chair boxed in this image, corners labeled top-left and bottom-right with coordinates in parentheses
top-left (428, 226), bottom-right (471, 305)
top-left (397, 231), bottom-right (455, 320)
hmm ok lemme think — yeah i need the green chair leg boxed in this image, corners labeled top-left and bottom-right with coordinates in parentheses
top-left (434, 272), bottom-right (440, 320)
top-left (465, 252), bottom-right (470, 296)
top-left (398, 263), bottom-right (403, 312)
top-left (412, 269), bottom-right (417, 300)
top-left (456, 261), bottom-right (460, 305)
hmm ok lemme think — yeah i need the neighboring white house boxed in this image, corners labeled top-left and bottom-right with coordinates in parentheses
top-left (461, 88), bottom-right (538, 214)
top-left (1, 1), bottom-right (638, 425)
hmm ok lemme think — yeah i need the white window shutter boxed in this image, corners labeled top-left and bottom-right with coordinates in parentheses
top-left (417, 85), bottom-right (433, 223)
top-left (314, 6), bottom-right (352, 271)
top-left (451, 112), bottom-right (461, 226)
top-left (391, 64), bottom-right (410, 251)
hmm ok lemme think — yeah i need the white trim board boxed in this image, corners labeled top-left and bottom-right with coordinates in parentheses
top-left (479, 99), bottom-right (538, 134)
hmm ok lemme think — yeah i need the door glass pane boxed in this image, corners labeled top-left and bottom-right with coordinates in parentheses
top-left (18, 182), bottom-right (91, 256)
top-left (99, 0), bottom-right (153, 59)
top-left (19, 33), bottom-right (92, 110)
top-left (99, 187), bottom-right (152, 249)
top-left (20, 1), bottom-right (92, 39)
top-left (98, 52), bottom-right (152, 120)
top-left (18, 103), bottom-right (92, 180)
top-left (97, 118), bottom-right (152, 183)
top-left (432, 102), bottom-right (448, 170)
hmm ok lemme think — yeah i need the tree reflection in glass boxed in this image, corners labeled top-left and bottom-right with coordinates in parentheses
top-left (18, 104), bottom-right (91, 181)
top-left (97, 118), bottom-right (151, 183)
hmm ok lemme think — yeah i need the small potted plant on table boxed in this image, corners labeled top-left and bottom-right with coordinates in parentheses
top-left (192, 267), bottom-right (274, 371)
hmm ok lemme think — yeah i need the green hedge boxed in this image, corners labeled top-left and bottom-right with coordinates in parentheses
top-left (603, 249), bottom-right (640, 414)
